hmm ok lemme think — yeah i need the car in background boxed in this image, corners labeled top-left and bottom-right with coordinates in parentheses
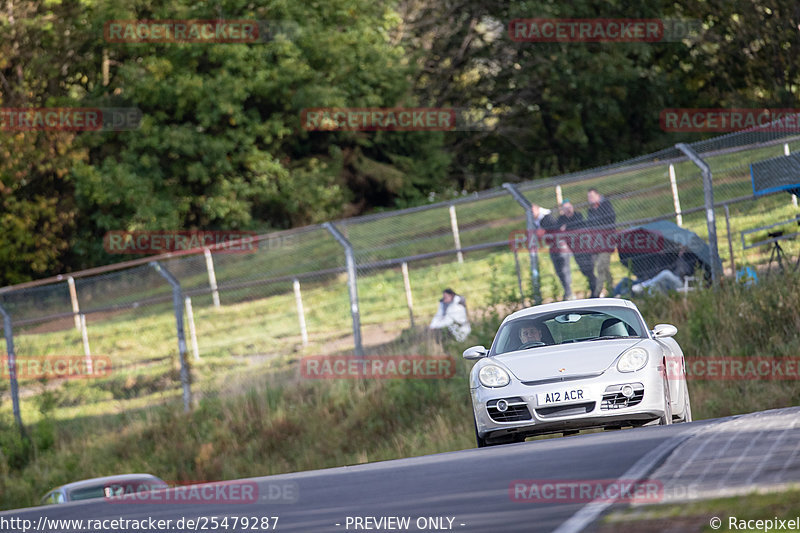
top-left (463, 298), bottom-right (691, 447)
top-left (40, 474), bottom-right (168, 505)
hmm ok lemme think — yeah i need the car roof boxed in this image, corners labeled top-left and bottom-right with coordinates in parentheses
top-left (501, 298), bottom-right (640, 325)
top-left (52, 474), bottom-right (164, 493)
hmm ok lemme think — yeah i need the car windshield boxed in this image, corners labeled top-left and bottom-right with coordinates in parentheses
top-left (68, 479), bottom-right (166, 501)
top-left (490, 306), bottom-right (647, 355)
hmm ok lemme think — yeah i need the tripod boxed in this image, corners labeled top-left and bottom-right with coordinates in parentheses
top-left (767, 239), bottom-right (791, 274)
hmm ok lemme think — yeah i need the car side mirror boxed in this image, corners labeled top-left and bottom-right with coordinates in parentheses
top-left (652, 324), bottom-right (678, 338)
top-left (462, 345), bottom-right (488, 360)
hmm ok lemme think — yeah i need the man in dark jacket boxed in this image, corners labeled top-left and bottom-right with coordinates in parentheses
top-left (557, 200), bottom-right (599, 298)
top-left (535, 203), bottom-right (573, 300)
top-left (586, 188), bottom-right (616, 296)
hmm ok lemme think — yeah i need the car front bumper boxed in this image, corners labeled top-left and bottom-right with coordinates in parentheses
top-left (472, 369), bottom-right (667, 441)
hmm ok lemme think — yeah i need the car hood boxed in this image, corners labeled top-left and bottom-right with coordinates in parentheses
top-left (494, 339), bottom-right (644, 382)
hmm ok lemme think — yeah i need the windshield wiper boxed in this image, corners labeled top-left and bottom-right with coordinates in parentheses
top-left (507, 343), bottom-right (549, 353)
top-left (585, 335), bottom-right (634, 341)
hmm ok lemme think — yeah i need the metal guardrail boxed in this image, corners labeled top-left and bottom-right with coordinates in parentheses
top-left (741, 215), bottom-right (800, 250)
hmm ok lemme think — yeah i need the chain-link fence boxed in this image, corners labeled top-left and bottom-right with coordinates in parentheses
top-left (2, 125), bottom-right (800, 432)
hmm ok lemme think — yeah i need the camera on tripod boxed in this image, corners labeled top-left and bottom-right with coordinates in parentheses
top-left (741, 215), bottom-right (800, 275)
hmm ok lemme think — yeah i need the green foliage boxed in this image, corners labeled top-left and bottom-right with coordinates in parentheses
top-left (401, 0), bottom-right (800, 185)
top-left (1, 0), bottom-right (453, 280)
top-left (2, 0), bottom-right (800, 282)
top-left (637, 271), bottom-right (800, 358)
top-left (0, 387), bottom-right (58, 476)
top-left (635, 272), bottom-right (800, 418)
top-left (0, 0), bottom-right (89, 282)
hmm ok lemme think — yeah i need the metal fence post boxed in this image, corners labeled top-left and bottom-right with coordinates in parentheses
top-left (67, 276), bottom-right (81, 331)
top-left (0, 303), bottom-right (25, 438)
top-left (724, 204), bottom-right (736, 275)
top-left (323, 222), bottom-right (364, 357)
top-left (502, 183), bottom-right (542, 305)
top-left (79, 313), bottom-right (92, 374)
top-left (669, 164), bottom-right (683, 227)
top-left (786, 143), bottom-right (798, 208)
top-left (555, 185), bottom-right (563, 206)
top-left (676, 143), bottom-right (722, 284)
top-left (150, 261), bottom-right (192, 412)
top-left (401, 262), bottom-right (415, 328)
top-left (292, 279), bottom-right (309, 347)
top-left (449, 205), bottom-right (464, 264)
top-left (203, 248), bottom-right (221, 309)
top-left (513, 248), bottom-right (524, 303)
top-left (184, 296), bottom-right (200, 361)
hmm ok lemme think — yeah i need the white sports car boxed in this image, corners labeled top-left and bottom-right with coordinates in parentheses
top-left (464, 298), bottom-right (691, 447)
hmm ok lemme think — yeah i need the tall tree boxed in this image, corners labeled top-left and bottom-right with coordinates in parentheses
top-left (71, 0), bottom-right (451, 265)
top-left (398, 0), bottom-right (800, 188)
top-left (0, 0), bottom-right (96, 284)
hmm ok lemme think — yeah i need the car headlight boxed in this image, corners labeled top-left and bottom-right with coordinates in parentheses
top-left (617, 347), bottom-right (648, 372)
top-left (479, 365), bottom-right (510, 387)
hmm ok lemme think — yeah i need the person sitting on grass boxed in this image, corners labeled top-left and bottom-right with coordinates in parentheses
top-left (429, 288), bottom-right (471, 342)
top-left (614, 247), bottom-right (696, 297)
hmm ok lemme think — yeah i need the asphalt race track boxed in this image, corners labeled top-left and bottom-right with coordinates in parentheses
top-left (3, 408), bottom-right (799, 533)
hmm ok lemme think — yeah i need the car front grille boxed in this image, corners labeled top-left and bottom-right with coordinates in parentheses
top-left (487, 397), bottom-right (532, 422)
top-left (535, 402), bottom-right (595, 419)
top-left (601, 383), bottom-right (645, 410)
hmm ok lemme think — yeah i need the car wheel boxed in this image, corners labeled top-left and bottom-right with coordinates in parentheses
top-left (678, 384), bottom-right (693, 423)
top-left (658, 376), bottom-right (672, 426)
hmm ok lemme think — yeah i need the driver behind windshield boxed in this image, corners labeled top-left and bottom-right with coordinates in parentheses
top-left (519, 322), bottom-right (545, 345)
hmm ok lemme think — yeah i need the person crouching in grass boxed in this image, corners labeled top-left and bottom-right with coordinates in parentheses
top-left (429, 288), bottom-right (471, 342)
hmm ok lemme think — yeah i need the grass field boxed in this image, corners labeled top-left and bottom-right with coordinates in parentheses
top-left (600, 488), bottom-right (800, 532)
top-left (1, 269), bottom-right (800, 510)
